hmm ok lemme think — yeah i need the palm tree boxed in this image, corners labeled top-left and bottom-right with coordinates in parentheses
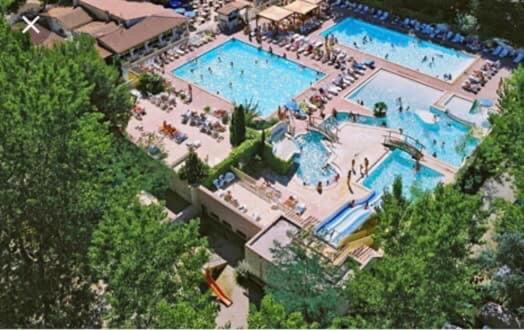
top-left (242, 99), bottom-right (261, 128)
top-left (373, 101), bottom-right (388, 117)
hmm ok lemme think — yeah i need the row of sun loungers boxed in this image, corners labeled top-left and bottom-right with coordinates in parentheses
top-left (214, 172), bottom-right (236, 190)
top-left (181, 110), bottom-right (225, 141)
top-left (462, 60), bottom-right (501, 94)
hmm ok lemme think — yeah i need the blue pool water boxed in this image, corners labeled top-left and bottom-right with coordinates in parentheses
top-left (173, 39), bottom-right (324, 117)
top-left (294, 131), bottom-right (337, 186)
top-left (321, 18), bottom-right (475, 79)
top-left (363, 149), bottom-right (444, 198)
top-left (347, 70), bottom-right (479, 166)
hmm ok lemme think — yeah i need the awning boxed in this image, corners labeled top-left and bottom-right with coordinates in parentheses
top-left (284, 0), bottom-right (318, 16)
top-left (257, 5), bottom-right (293, 23)
top-left (217, 0), bottom-right (250, 16)
top-left (302, 0), bottom-right (324, 5)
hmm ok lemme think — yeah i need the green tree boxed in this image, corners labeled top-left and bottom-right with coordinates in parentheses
top-left (266, 232), bottom-right (345, 326)
top-left (88, 193), bottom-right (217, 328)
top-left (373, 176), bottom-right (408, 248)
top-left (340, 186), bottom-right (484, 328)
top-left (477, 202), bottom-right (524, 319)
top-left (138, 72), bottom-right (166, 96)
top-left (249, 295), bottom-right (310, 329)
top-left (179, 148), bottom-right (209, 185)
top-left (258, 129), bottom-right (266, 158)
top-left (0, 21), bottom-right (201, 328)
top-left (56, 35), bottom-right (133, 129)
top-left (230, 104), bottom-right (247, 146)
top-left (242, 99), bottom-right (261, 128)
top-left (456, 62), bottom-right (524, 194)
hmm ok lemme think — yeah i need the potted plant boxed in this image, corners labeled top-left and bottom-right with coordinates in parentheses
top-left (373, 101), bottom-right (388, 117)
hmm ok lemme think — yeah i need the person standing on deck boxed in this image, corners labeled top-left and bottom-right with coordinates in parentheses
top-left (347, 170), bottom-right (353, 194)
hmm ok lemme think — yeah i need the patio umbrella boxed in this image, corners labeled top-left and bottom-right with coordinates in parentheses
top-left (479, 98), bottom-right (493, 108)
top-left (285, 100), bottom-right (299, 111)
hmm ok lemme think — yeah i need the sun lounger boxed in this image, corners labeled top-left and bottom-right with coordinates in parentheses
top-left (498, 48), bottom-right (509, 58)
top-left (327, 85), bottom-right (340, 96)
top-left (514, 52), bottom-right (524, 64)
top-left (213, 179), bottom-right (223, 190)
top-left (295, 202), bottom-right (306, 215)
top-left (224, 172), bottom-right (235, 184)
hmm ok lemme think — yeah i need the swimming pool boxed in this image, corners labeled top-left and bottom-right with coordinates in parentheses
top-left (294, 131), bottom-right (337, 186)
top-left (321, 18), bottom-right (475, 80)
top-left (445, 95), bottom-right (490, 128)
top-left (347, 70), bottom-right (479, 166)
top-left (173, 39), bottom-right (325, 117)
top-left (363, 149), bottom-right (444, 199)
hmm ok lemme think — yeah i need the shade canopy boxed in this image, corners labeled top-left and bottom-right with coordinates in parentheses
top-left (284, 0), bottom-right (318, 15)
top-left (217, 0), bottom-right (250, 16)
top-left (257, 5), bottom-right (293, 22)
top-left (303, 0), bottom-right (324, 4)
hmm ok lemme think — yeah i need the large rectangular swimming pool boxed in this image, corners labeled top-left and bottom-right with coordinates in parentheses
top-left (347, 70), bottom-right (478, 167)
top-left (172, 39), bottom-right (325, 117)
top-left (321, 18), bottom-right (475, 80)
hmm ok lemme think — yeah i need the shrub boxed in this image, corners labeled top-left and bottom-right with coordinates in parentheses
top-left (204, 138), bottom-right (260, 188)
top-left (179, 149), bottom-right (210, 185)
top-left (137, 72), bottom-right (165, 96)
top-left (262, 142), bottom-right (294, 175)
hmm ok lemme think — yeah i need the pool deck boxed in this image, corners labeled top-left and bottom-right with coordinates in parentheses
top-left (126, 13), bottom-right (514, 236)
top-left (127, 96), bottom-right (233, 168)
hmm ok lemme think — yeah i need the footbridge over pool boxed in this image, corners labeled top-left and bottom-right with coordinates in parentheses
top-left (383, 131), bottom-right (425, 160)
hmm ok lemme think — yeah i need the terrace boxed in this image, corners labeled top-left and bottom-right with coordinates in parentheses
top-left (123, 0), bottom-right (517, 279)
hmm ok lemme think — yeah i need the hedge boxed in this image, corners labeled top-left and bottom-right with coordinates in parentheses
top-left (262, 142), bottom-right (295, 175)
top-left (203, 138), bottom-right (260, 188)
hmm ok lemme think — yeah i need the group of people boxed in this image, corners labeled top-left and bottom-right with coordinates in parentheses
top-left (346, 157), bottom-right (370, 194)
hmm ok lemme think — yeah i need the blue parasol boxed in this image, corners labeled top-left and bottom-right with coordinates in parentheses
top-left (479, 98), bottom-right (493, 108)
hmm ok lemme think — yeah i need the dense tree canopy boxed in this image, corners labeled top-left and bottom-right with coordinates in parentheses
top-left (0, 20), bottom-right (215, 327)
top-left (337, 185), bottom-right (484, 328)
top-left (457, 66), bottom-right (524, 194)
top-left (358, 0), bottom-right (524, 46)
top-left (249, 295), bottom-right (309, 329)
top-left (265, 233), bottom-right (345, 327)
top-left (89, 194), bottom-right (216, 328)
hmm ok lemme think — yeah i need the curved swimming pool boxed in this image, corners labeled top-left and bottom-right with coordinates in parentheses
top-left (346, 70), bottom-right (479, 167)
top-left (294, 131), bottom-right (337, 186)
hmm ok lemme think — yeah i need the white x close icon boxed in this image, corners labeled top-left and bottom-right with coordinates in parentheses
top-left (22, 16), bottom-right (40, 34)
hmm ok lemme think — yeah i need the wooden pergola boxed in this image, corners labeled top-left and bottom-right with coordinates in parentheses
top-left (284, 0), bottom-right (319, 17)
top-left (257, 5), bottom-right (293, 23)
